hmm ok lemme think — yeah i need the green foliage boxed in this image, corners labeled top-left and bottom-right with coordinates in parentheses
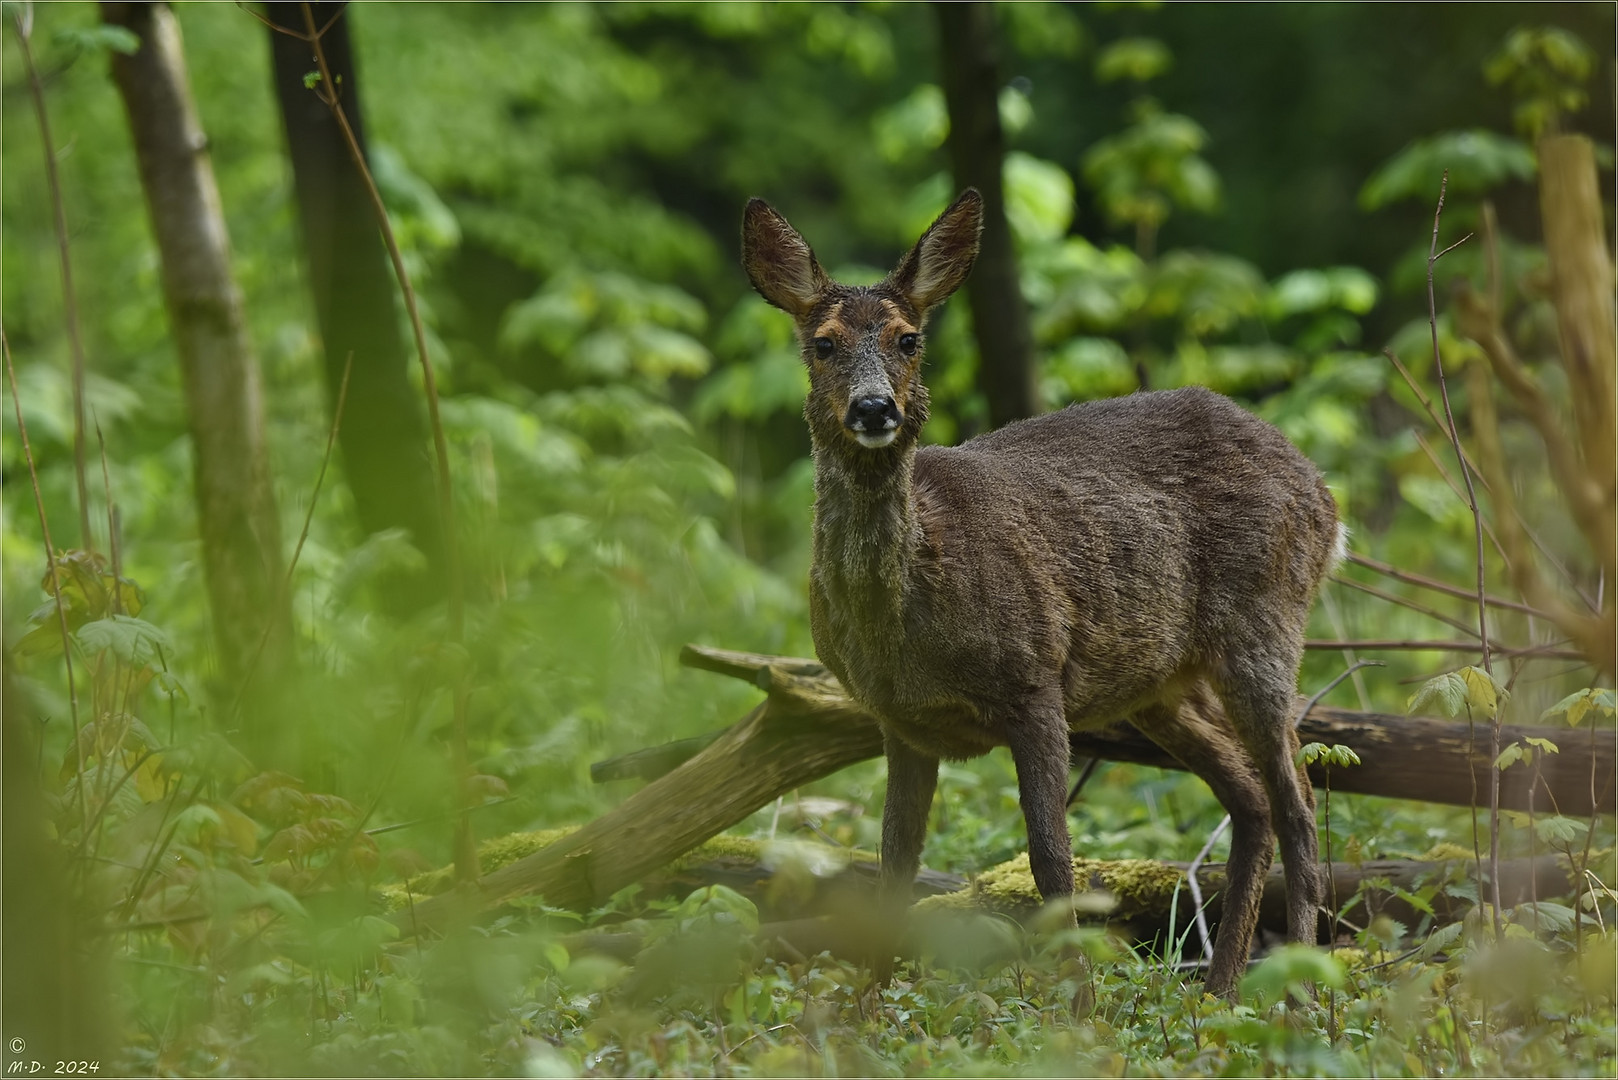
top-left (1094, 36), bottom-right (1172, 84)
top-left (1082, 98), bottom-right (1220, 232)
top-left (1485, 26), bottom-right (1597, 138)
top-left (1541, 687), bottom-right (1616, 727)
top-left (1359, 130), bottom-right (1537, 210)
top-left (1407, 666), bottom-right (1509, 718)
top-left (1299, 742), bottom-right (1363, 768)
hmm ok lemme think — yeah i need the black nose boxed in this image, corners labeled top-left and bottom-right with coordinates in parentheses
top-left (846, 396), bottom-right (901, 433)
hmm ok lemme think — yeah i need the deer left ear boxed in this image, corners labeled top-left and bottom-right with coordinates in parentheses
top-left (890, 189), bottom-right (982, 315)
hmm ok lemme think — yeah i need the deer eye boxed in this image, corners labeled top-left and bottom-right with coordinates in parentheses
top-left (813, 337), bottom-right (835, 359)
top-left (898, 333), bottom-right (920, 355)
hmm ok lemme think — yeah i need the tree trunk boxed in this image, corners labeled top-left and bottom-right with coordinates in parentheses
top-left (103, 2), bottom-right (288, 688)
top-left (934, 1), bottom-right (1039, 430)
top-left (1538, 135), bottom-right (1616, 641)
top-left (265, 2), bottom-right (444, 604)
top-left (393, 644), bottom-right (1614, 934)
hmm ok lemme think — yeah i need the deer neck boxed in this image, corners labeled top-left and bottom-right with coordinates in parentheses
top-left (811, 442), bottom-right (921, 628)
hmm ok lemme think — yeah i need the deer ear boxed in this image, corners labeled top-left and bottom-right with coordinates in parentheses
top-left (742, 199), bottom-right (829, 317)
top-left (890, 189), bottom-right (982, 314)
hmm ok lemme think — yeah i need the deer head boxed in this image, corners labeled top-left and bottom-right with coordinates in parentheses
top-left (741, 190), bottom-right (983, 455)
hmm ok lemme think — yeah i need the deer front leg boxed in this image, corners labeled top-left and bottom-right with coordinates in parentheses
top-left (875, 729), bottom-right (938, 980)
top-left (1007, 694), bottom-right (1076, 922)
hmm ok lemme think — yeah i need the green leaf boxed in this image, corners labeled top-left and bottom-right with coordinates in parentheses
top-left (1003, 152), bottom-right (1075, 246)
top-left (75, 615), bottom-right (173, 667)
top-left (1414, 920), bottom-right (1463, 961)
top-left (1460, 665), bottom-right (1507, 715)
top-left (1532, 815), bottom-right (1586, 846)
top-left (1360, 130), bottom-right (1536, 210)
top-left (1494, 742), bottom-right (1524, 770)
top-left (53, 24), bottom-right (140, 56)
top-left (1328, 744), bottom-right (1362, 767)
top-left (1407, 671), bottom-right (1466, 718)
top-left (1238, 944), bottom-right (1345, 1006)
top-left (1523, 736), bottom-right (1559, 754)
top-left (1541, 687), bottom-right (1613, 727)
top-left (303, 70), bottom-right (322, 90)
top-left (1095, 37), bottom-right (1172, 83)
top-left (873, 84), bottom-right (948, 163)
top-left (542, 941), bottom-right (570, 972)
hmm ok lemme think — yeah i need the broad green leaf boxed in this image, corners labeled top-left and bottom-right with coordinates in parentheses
top-left (1004, 152), bottom-right (1075, 246)
top-left (1495, 742), bottom-right (1524, 770)
top-left (1407, 671), bottom-right (1466, 718)
top-left (1238, 944), bottom-right (1345, 1006)
top-left (75, 615), bottom-right (173, 667)
top-left (1414, 920), bottom-right (1463, 961)
top-left (1460, 665), bottom-right (1507, 715)
top-left (1095, 37), bottom-right (1172, 83)
top-left (1533, 815), bottom-right (1586, 846)
top-left (1524, 736), bottom-right (1559, 754)
top-left (1541, 687), bottom-right (1614, 726)
top-left (1360, 130), bottom-right (1536, 210)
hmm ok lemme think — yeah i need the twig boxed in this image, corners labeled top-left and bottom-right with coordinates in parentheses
top-left (13, 4), bottom-right (92, 550)
top-left (1344, 553), bottom-right (1544, 619)
top-left (3, 327), bottom-right (86, 833)
top-left (1435, 232), bottom-right (1474, 262)
top-left (1304, 639), bottom-right (1582, 661)
top-left (1332, 574), bottom-right (1482, 640)
top-left (1422, 174), bottom-right (1491, 671)
top-left (94, 417), bottom-right (120, 615)
top-left (1320, 585), bottom-right (1372, 710)
top-left (1411, 430), bottom-right (1510, 569)
top-left (296, 2), bottom-right (475, 883)
top-left (1423, 172), bottom-right (1501, 939)
top-left (1388, 345), bottom-right (1593, 609)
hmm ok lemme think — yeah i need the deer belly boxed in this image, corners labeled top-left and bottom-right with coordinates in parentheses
top-left (876, 702), bottom-right (1004, 761)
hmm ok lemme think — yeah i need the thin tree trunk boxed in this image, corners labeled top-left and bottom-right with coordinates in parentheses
top-left (265, 2), bottom-right (444, 601)
top-left (103, 1), bottom-right (289, 688)
top-left (935, 1), bottom-right (1039, 429)
top-left (1538, 135), bottom-right (1617, 596)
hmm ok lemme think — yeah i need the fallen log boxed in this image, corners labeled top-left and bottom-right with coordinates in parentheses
top-left (393, 644), bottom-right (1613, 935)
top-left (555, 846), bottom-right (1578, 969)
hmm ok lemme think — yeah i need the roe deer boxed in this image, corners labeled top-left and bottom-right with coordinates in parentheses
top-left (741, 189), bottom-right (1342, 998)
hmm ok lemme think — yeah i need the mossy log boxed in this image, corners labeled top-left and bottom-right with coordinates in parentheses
top-left (393, 644), bottom-right (1613, 935)
top-left (554, 845), bottom-right (1577, 969)
top-left (387, 827), bottom-right (1580, 968)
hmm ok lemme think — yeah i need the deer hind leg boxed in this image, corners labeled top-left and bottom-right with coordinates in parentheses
top-left (1131, 688), bottom-right (1273, 999)
top-left (1005, 689), bottom-right (1076, 921)
top-left (1217, 643), bottom-right (1323, 952)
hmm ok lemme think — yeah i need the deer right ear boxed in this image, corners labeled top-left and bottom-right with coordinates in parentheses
top-left (890, 189), bottom-right (982, 315)
top-left (742, 199), bottom-right (829, 317)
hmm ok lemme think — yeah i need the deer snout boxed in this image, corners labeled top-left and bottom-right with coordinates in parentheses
top-left (846, 395), bottom-right (901, 448)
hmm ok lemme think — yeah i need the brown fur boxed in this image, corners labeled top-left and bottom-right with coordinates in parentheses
top-left (740, 190), bottom-right (1341, 998)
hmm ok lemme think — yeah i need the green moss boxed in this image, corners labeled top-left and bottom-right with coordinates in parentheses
top-left (376, 827), bottom-right (581, 911)
top-left (668, 834), bottom-right (762, 871)
top-left (914, 853), bottom-right (1187, 921)
top-left (376, 828), bottom-right (874, 913)
top-left (1422, 841), bottom-right (1477, 863)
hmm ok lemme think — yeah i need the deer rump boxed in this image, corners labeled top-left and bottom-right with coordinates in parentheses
top-left (810, 383), bottom-right (1341, 765)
